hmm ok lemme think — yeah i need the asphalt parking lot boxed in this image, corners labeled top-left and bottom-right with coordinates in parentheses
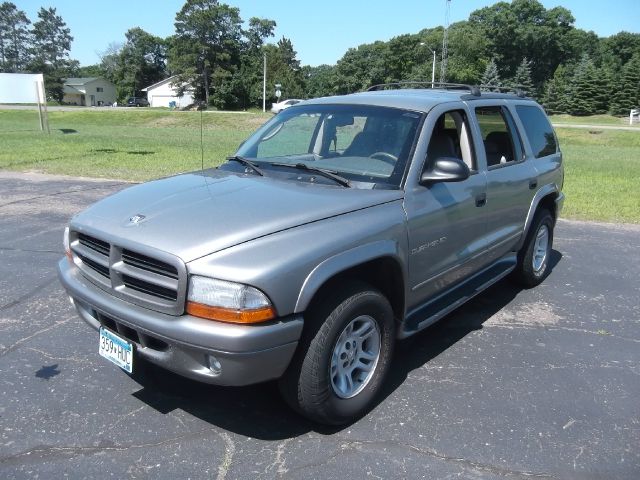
top-left (0, 171), bottom-right (638, 479)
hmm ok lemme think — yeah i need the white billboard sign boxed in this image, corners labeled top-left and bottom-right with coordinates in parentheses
top-left (0, 73), bottom-right (45, 103)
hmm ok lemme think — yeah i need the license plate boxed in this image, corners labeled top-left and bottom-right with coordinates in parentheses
top-left (99, 327), bottom-right (133, 373)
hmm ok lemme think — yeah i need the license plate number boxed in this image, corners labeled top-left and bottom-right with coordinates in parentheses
top-left (99, 327), bottom-right (133, 373)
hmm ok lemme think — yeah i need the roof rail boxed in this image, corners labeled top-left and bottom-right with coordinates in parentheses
top-left (367, 82), bottom-right (482, 96)
top-left (478, 84), bottom-right (527, 98)
top-left (366, 81), bottom-right (529, 98)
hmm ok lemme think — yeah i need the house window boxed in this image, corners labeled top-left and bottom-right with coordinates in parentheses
top-left (96, 87), bottom-right (104, 92)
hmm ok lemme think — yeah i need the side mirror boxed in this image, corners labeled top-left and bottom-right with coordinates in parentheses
top-left (420, 157), bottom-right (470, 185)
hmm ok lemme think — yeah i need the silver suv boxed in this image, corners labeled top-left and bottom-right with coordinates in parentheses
top-left (58, 85), bottom-right (564, 424)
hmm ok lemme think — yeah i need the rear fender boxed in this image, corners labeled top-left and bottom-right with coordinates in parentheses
top-left (515, 184), bottom-right (560, 251)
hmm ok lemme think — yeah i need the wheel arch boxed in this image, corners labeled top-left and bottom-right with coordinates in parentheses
top-left (516, 184), bottom-right (561, 251)
top-left (295, 241), bottom-right (406, 323)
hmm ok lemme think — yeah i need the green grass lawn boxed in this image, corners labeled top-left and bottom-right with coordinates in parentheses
top-left (1, 109), bottom-right (638, 223)
top-left (0, 108), bottom-right (270, 181)
top-left (550, 114), bottom-right (639, 127)
top-left (555, 126), bottom-right (640, 223)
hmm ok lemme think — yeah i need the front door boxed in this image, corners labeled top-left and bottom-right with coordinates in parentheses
top-left (90, 95), bottom-right (96, 106)
top-left (404, 105), bottom-right (489, 312)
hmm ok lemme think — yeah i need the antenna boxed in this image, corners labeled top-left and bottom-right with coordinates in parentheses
top-left (439, 0), bottom-right (451, 83)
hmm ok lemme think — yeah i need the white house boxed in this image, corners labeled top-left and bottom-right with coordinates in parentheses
top-left (142, 75), bottom-right (194, 108)
top-left (62, 77), bottom-right (116, 106)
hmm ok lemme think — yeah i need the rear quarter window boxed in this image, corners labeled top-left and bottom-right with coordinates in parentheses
top-left (515, 105), bottom-right (558, 158)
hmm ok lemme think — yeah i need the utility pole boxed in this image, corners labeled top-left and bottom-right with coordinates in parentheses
top-left (440, 0), bottom-right (451, 83)
top-left (420, 43), bottom-right (437, 88)
top-left (431, 49), bottom-right (436, 88)
top-left (262, 52), bottom-right (266, 113)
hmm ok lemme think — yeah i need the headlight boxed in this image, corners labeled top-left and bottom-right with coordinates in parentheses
top-left (186, 276), bottom-right (276, 324)
top-left (63, 226), bottom-right (72, 262)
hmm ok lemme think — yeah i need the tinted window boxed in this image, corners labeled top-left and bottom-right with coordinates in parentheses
top-left (474, 106), bottom-right (521, 167)
top-left (237, 104), bottom-right (423, 187)
top-left (516, 105), bottom-right (557, 158)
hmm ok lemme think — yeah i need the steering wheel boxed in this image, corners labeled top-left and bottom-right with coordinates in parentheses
top-left (369, 152), bottom-right (398, 165)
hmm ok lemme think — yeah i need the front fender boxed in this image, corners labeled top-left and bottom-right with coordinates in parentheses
top-left (294, 240), bottom-right (405, 313)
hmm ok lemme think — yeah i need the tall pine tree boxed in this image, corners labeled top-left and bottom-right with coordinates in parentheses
top-left (511, 57), bottom-right (534, 97)
top-left (29, 7), bottom-right (75, 101)
top-left (566, 54), bottom-right (599, 116)
top-left (542, 65), bottom-right (569, 114)
top-left (480, 58), bottom-right (501, 91)
top-left (609, 54), bottom-right (640, 115)
top-left (169, 0), bottom-right (243, 107)
top-left (0, 2), bottom-right (31, 72)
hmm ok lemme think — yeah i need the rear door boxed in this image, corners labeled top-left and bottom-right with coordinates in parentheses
top-left (470, 101), bottom-right (538, 261)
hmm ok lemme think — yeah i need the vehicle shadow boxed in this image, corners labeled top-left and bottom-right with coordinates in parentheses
top-left (130, 250), bottom-right (562, 440)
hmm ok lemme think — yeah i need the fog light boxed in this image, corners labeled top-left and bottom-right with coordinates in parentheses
top-left (207, 355), bottom-right (222, 376)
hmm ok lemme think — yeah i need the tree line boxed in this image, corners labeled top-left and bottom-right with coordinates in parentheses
top-left (1, 0), bottom-right (638, 115)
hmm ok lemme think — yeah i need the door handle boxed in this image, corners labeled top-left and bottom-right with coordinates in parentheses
top-left (475, 193), bottom-right (487, 207)
top-left (529, 179), bottom-right (538, 190)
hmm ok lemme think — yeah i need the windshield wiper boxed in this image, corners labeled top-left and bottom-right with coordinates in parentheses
top-left (226, 156), bottom-right (265, 177)
top-left (269, 162), bottom-right (350, 188)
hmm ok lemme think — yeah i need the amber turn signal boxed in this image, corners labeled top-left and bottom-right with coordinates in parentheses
top-left (186, 301), bottom-right (276, 324)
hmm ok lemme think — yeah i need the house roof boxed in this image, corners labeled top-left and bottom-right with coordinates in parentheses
top-left (142, 75), bottom-right (193, 92)
top-left (63, 85), bottom-right (83, 94)
top-left (65, 77), bottom-right (99, 85)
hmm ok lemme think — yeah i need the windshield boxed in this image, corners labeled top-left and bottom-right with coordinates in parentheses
top-left (235, 104), bottom-right (423, 188)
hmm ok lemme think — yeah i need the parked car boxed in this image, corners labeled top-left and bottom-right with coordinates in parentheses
top-left (58, 84), bottom-right (563, 424)
top-left (126, 97), bottom-right (149, 107)
top-left (270, 98), bottom-right (302, 114)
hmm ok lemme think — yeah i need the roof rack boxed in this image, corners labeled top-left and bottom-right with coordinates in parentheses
top-left (366, 81), bottom-right (527, 98)
top-left (367, 82), bottom-right (481, 96)
top-left (477, 84), bottom-right (527, 98)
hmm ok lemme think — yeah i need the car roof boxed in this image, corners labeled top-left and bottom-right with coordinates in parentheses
top-left (301, 88), bottom-right (536, 113)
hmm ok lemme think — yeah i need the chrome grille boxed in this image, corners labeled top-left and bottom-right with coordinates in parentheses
top-left (69, 231), bottom-right (186, 315)
top-left (122, 249), bottom-right (178, 279)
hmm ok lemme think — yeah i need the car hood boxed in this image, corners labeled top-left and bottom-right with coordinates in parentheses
top-left (71, 170), bottom-right (403, 262)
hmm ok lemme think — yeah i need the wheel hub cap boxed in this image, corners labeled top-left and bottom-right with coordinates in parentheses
top-left (533, 224), bottom-right (550, 273)
top-left (330, 315), bottom-right (381, 399)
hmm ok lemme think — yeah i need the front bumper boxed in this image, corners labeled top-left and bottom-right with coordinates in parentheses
top-left (57, 259), bottom-right (303, 386)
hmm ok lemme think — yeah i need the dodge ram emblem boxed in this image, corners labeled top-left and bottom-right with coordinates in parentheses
top-left (128, 214), bottom-right (146, 225)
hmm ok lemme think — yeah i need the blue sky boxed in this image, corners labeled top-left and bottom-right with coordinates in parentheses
top-left (17, 0), bottom-right (640, 67)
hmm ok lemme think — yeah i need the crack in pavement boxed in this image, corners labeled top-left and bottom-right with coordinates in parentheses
top-left (0, 317), bottom-right (73, 358)
top-left (0, 427), bottom-right (219, 466)
top-left (0, 246), bottom-right (61, 255)
top-left (24, 346), bottom-right (86, 363)
top-left (286, 438), bottom-right (556, 479)
top-left (485, 323), bottom-right (640, 344)
top-left (216, 432), bottom-right (236, 480)
top-left (0, 183), bottom-right (128, 209)
top-left (0, 276), bottom-right (59, 312)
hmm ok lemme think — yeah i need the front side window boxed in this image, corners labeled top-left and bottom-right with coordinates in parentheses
top-left (425, 110), bottom-right (476, 172)
top-left (237, 104), bottom-right (423, 187)
top-left (475, 106), bottom-right (522, 168)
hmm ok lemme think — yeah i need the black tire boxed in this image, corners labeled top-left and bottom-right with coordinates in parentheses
top-left (512, 209), bottom-right (554, 288)
top-left (278, 282), bottom-right (395, 425)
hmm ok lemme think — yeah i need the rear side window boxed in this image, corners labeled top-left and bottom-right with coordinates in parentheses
top-left (515, 105), bottom-right (558, 158)
top-left (474, 106), bottom-right (522, 168)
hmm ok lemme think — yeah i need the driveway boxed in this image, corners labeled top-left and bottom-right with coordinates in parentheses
top-left (0, 171), bottom-right (638, 479)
